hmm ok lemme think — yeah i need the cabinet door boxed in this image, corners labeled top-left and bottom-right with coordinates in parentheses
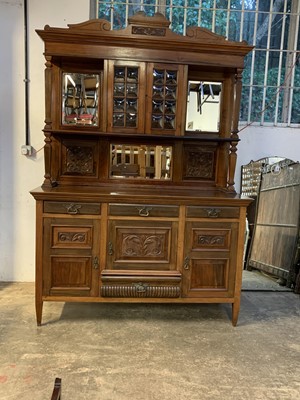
top-left (145, 63), bottom-right (187, 135)
top-left (107, 60), bottom-right (146, 133)
top-left (106, 219), bottom-right (178, 271)
top-left (43, 218), bottom-right (100, 297)
top-left (182, 221), bottom-right (238, 298)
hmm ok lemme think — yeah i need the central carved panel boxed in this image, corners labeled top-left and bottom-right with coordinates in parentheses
top-left (122, 234), bottom-right (164, 257)
top-left (114, 227), bottom-right (171, 262)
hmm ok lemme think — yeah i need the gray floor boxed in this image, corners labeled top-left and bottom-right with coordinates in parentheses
top-left (0, 273), bottom-right (299, 400)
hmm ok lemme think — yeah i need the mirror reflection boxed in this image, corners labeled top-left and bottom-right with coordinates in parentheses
top-left (186, 81), bottom-right (222, 132)
top-left (110, 144), bottom-right (172, 180)
top-left (62, 73), bottom-right (99, 126)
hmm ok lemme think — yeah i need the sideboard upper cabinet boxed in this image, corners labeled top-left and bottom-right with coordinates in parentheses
top-left (32, 12), bottom-right (253, 326)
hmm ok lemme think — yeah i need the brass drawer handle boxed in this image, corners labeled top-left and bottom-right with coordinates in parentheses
top-left (137, 206), bottom-right (152, 217)
top-left (65, 203), bottom-right (82, 215)
top-left (205, 208), bottom-right (221, 218)
top-left (183, 256), bottom-right (190, 270)
top-left (133, 282), bottom-right (149, 293)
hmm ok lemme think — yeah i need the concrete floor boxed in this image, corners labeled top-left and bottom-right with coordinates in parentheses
top-left (0, 277), bottom-right (300, 400)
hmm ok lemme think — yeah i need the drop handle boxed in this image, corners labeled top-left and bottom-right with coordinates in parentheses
top-left (93, 256), bottom-right (99, 269)
top-left (65, 203), bottom-right (82, 215)
top-left (137, 206), bottom-right (152, 217)
top-left (183, 256), bottom-right (190, 270)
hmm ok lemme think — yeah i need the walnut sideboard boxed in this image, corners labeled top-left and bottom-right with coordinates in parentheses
top-left (31, 12), bottom-right (253, 326)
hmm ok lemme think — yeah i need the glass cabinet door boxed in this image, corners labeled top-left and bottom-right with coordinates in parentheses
top-left (107, 61), bottom-right (146, 133)
top-left (145, 63), bottom-right (187, 135)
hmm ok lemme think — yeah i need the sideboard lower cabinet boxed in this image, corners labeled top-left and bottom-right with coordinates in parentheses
top-left (32, 12), bottom-right (253, 326)
top-left (43, 217), bottom-right (100, 297)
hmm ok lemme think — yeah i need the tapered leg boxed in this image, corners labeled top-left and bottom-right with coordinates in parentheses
top-left (36, 298), bottom-right (43, 326)
top-left (232, 299), bottom-right (240, 327)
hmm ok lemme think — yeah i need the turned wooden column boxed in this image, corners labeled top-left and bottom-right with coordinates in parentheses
top-left (228, 68), bottom-right (243, 191)
top-left (42, 55), bottom-right (55, 188)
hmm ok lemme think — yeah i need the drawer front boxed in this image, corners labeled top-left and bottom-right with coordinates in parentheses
top-left (186, 206), bottom-right (239, 219)
top-left (109, 203), bottom-right (179, 217)
top-left (44, 201), bottom-right (101, 215)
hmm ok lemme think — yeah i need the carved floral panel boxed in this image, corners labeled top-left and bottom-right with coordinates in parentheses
top-left (115, 228), bottom-right (171, 262)
top-left (183, 145), bottom-right (215, 180)
top-left (192, 229), bottom-right (230, 250)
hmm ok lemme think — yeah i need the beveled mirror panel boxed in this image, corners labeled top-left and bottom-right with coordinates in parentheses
top-left (186, 81), bottom-right (222, 132)
top-left (110, 144), bottom-right (172, 180)
top-left (62, 73), bottom-right (100, 126)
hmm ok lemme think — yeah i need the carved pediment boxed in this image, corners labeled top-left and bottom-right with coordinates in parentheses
top-left (186, 26), bottom-right (227, 43)
top-left (66, 19), bottom-right (111, 32)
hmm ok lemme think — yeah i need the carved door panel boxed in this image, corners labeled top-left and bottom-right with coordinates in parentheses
top-left (182, 221), bottom-right (238, 297)
top-left (106, 220), bottom-right (178, 271)
top-left (43, 217), bottom-right (100, 296)
top-left (107, 60), bottom-right (146, 134)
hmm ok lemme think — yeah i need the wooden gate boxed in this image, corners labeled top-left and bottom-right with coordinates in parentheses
top-left (247, 161), bottom-right (300, 290)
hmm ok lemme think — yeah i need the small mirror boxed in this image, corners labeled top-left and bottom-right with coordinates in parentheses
top-left (110, 144), bottom-right (172, 180)
top-left (62, 73), bottom-right (100, 126)
top-left (186, 81), bottom-right (222, 132)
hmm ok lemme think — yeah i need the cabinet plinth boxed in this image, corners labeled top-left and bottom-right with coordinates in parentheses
top-left (32, 12), bottom-right (253, 325)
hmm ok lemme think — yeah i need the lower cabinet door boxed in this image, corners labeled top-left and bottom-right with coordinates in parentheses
top-left (43, 218), bottom-right (100, 296)
top-left (106, 219), bottom-right (178, 271)
top-left (182, 221), bottom-right (238, 298)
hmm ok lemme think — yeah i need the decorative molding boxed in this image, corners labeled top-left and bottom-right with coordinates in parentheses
top-left (101, 284), bottom-right (180, 298)
top-left (58, 232), bottom-right (86, 243)
top-left (186, 26), bottom-right (227, 43)
top-left (184, 147), bottom-right (215, 179)
top-left (197, 235), bottom-right (225, 246)
top-left (65, 145), bottom-right (94, 174)
top-left (66, 19), bottom-right (111, 32)
top-left (122, 234), bottom-right (164, 257)
top-left (132, 26), bottom-right (166, 36)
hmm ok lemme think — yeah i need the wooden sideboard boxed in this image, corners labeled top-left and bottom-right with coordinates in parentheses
top-left (31, 12), bottom-right (253, 325)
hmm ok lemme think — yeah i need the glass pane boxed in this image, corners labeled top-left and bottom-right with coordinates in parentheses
top-left (291, 89), bottom-right (300, 124)
top-left (110, 144), bottom-right (173, 180)
top-left (215, 10), bottom-right (227, 37)
top-left (151, 67), bottom-right (178, 131)
top-left (242, 53), bottom-right (253, 86)
top-left (252, 51), bottom-right (266, 86)
top-left (62, 73), bottom-right (100, 126)
top-left (112, 65), bottom-right (139, 128)
top-left (243, 11), bottom-right (256, 45)
top-left (250, 86), bottom-right (264, 122)
top-left (270, 12), bottom-right (285, 50)
top-left (267, 51), bottom-right (285, 86)
top-left (186, 81), bottom-right (222, 132)
top-left (228, 11), bottom-right (241, 42)
top-left (263, 87), bottom-right (277, 122)
top-left (240, 85), bottom-right (250, 122)
top-left (199, 8), bottom-right (213, 30)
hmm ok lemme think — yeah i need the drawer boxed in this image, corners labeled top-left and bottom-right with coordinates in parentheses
top-left (109, 203), bottom-right (179, 217)
top-left (44, 201), bottom-right (101, 215)
top-left (186, 206), bottom-right (240, 219)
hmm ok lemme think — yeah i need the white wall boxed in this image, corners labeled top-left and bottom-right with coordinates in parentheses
top-left (0, 0), bottom-right (299, 281)
top-left (0, 0), bottom-right (89, 281)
